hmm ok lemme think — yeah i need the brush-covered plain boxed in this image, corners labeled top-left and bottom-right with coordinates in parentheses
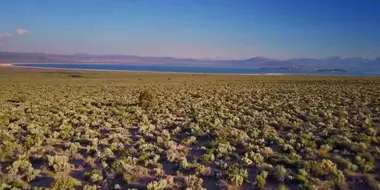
top-left (1, 68), bottom-right (380, 190)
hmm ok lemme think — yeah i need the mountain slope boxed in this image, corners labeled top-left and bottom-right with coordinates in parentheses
top-left (0, 51), bottom-right (379, 71)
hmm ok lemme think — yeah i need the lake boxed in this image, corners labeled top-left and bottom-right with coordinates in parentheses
top-left (14, 63), bottom-right (380, 76)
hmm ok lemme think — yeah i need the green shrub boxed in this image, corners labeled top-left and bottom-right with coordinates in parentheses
top-left (83, 184), bottom-right (97, 190)
top-left (278, 184), bottom-right (288, 190)
top-left (226, 163), bottom-right (248, 186)
top-left (294, 175), bottom-right (308, 184)
top-left (355, 155), bottom-right (375, 172)
top-left (195, 164), bottom-right (211, 176)
top-left (182, 136), bottom-right (197, 146)
top-left (47, 155), bottom-right (72, 172)
top-left (261, 147), bottom-right (274, 158)
top-left (138, 90), bottom-right (157, 109)
top-left (294, 169), bottom-right (308, 184)
top-left (9, 179), bottom-right (28, 189)
top-left (201, 152), bottom-right (215, 163)
top-left (333, 170), bottom-right (346, 188)
top-left (111, 160), bottom-right (148, 183)
top-left (7, 158), bottom-right (40, 182)
top-left (84, 169), bottom-right (103, 183)
top-left (256, 175), bottom-right (266, 188)
top-left (138, 152), bottom-right (150, 163)
top-left (305, 159), bottom-right (337, 176)
top-left (147, 179), bottom-right (168, 190)
top-left (184, 175), bottom-right (206, 190)
top-left (49, 176), bottom-right (79, 190)
top-left (179, 157), bottom-right (192, 170)
top-left (333, 155), bottom-right (358, 171)
top-left (317, 144), bottom-right (332, 158)
top-left (243, 151), bottom-right (264, 165)
top-left (273, 165), bottom-right (287, 182)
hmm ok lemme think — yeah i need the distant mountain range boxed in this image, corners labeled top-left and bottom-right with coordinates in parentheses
top-left (1, 51), bottom-right (379, 71)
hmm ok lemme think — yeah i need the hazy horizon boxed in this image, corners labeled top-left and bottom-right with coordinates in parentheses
top-left (2, 50), bottom-right (380, 61)
top-left (1, 0), bottom-right (379, 59)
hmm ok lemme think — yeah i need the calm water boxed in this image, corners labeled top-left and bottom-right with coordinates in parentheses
top-left (15, 63), bottom-right (380, 76)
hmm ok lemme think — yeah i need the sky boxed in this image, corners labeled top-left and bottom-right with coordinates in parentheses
top-left (0, 0), bottom-right (380, 59)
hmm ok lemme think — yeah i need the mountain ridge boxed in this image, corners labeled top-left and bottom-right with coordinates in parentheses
top-left (1, 51), bottom-right (379, 70)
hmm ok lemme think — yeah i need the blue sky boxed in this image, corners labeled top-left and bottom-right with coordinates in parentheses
top-left (0, 0), bottom-right (379, 59)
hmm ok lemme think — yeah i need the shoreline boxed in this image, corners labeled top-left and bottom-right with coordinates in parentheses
top-left (10, 65), bottom-right (290, 76)
top-left (7, 65), bottom-right (380, 77)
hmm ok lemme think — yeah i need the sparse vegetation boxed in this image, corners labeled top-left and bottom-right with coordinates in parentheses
top-left (1, 67), bottom-right (380, 189)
